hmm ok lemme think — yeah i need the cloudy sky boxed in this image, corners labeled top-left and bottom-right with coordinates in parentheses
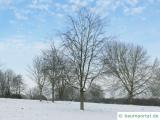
top-left (0, 0), bottom-right (160, 85)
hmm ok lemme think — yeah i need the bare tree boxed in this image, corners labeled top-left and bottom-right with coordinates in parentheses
top-left (12, 75), bottom-right (24, 95)
top-left (102, 41), bottom-right (156, 102)
top-left (28, 56), bottom-right (47, 101)
top-left (55, 62), bottom-right (68, 100)
top-left (4, 69), bottom-right (15, 96)
top-left (62, 9), bottom-right (106, 110)
top-left (0, 69), bottom-right (25, 97)
top-left (0, 70), bottom-right (5, 96)
top-left (42, 43), bottom-right (65, 102)
top-left (53, 53), bottom-right (76, 100)
top-left (149, 62), bottom-right (160, 97)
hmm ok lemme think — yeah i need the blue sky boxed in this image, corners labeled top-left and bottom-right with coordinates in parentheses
top-left (0, 0), bottom-right (160, 85)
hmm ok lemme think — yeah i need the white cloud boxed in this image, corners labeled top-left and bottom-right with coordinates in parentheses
top-left (14, 11), bottom-right (28, 20)
top-left (93, 0), bottom-right (112, 15)
top-left (68, 0), bottom-right (88, 11)
top-left (0, 0), bottom-right (12, 6)
top-left (29, 1), bottom-right (49, 11)
top-left (124, 6), bottom-right (145, 15)
top-left (83, 0), bottom-right (147, 16)
top-left (9, 6), bottom-right (30, 21)
top-left (127, 0), bottom-right (139, 6)
top-left (0, 0), bottom-right (155, 21)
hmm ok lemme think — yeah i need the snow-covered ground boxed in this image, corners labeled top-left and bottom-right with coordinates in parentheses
top-left (0, 98), bottom-right (160, 120)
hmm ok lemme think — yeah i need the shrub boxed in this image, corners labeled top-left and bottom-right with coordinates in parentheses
top-left (32, 95), bottom-right (47, 101)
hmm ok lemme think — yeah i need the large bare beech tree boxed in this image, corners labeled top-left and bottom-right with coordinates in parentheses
top-left (62, 9), bottom-right (106, 110)
top-left (102, 41), bottom-right (156, 102)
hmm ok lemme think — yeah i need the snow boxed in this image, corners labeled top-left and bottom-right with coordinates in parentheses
top-left (0, 98), bottom-right (160, 120)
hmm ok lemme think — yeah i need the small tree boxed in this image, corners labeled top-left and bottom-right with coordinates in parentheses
top-left (12, 75), bottom-right (24, 95)
top-left (28, 56), bottom-right (47, 101)
top-left (0, 70), bottom-right (6, 96)
top-left (4, 69), bottom-right (15, 96)
top-left (150, 65), bottom-right (160, 97)
top-left (42, 42), bottom-right (66, 102)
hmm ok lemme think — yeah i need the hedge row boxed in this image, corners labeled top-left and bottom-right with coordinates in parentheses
top-left (0, 94), bottom-right (22, 99)
top-left (87, 98), bottom-right (160, 106)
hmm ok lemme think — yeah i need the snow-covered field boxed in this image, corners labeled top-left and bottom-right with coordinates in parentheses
top-left (0, 98), bottom-right (160, 120)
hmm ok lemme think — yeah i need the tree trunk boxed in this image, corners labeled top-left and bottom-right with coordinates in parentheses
top-left (52, 83), bottom-right (55, 103)
top-left (58, 88), bottom-right (64, 100)
top-left (18, 85), bottom-right (21, 95)
top-left (80, 88), bottom-right (84, 110)
top-left (39, 88), bottom-right (42, 102)
top-left (128, 92), bottom-right (133, 103)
